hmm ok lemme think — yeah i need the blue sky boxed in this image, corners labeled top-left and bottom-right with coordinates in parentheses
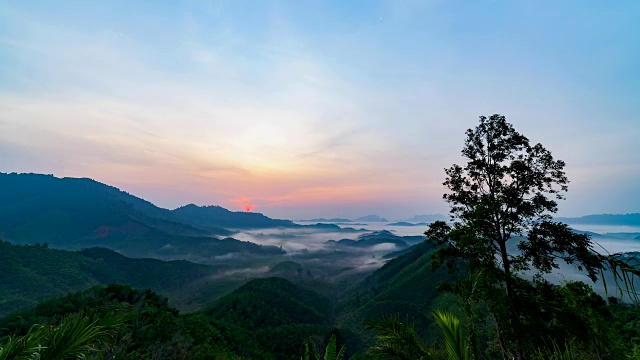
top-left (0, 1), bottom-right (638, 219)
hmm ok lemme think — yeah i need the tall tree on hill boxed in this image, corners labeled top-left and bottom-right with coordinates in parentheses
top-left (424, 114), bottom-right (636, 359)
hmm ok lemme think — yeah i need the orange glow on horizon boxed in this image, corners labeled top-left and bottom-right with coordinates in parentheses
top-left (233, 197), bottom-right (256, 212)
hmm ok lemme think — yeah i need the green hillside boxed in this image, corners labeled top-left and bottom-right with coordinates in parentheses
top-left (0, 241), bottom-right (248, 318)
top-left (338, 240), bottom-right (457, 347)
top-left (0, 285), bottom-right (221, 358)
top-left (173, 204), bottom-right (297, 230)
top-left (197, 277), bottom-right (335, 358)
top-left (0, 279), bottom-right (341, 359)
top-left (2, 242), bottom-right (640, 359)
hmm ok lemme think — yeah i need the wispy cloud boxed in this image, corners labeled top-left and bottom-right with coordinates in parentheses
top-left (0, 1), bottom-right (638, 218)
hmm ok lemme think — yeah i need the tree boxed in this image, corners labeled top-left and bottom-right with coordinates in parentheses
top-left (425, 115), bottom-right (614, 359)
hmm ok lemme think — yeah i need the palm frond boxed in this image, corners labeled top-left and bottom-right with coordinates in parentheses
top-left (324, 334), bottom-right (346, 360)
top-left (0, 310), bottom-right (126, 360)
top-left (35, 310), bottom-right (126, 360)
top-left (301, 338), bottom-right (320, 360)
top-left (0, 327), bottom-right (45, 360)
top-left (533, 340), bottom-right (576, 360)
top-left (365, 314), bottom-right (428, 360)
top-left (591, 243), bottom-right (640, 302)
top-left (432, 310), bottom-right (469, 360)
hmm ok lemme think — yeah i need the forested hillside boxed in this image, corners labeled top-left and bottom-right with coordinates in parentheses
top-left (0, 173), bottom-right (285, 259)
top-left (0, 279), bottom-right (345, 359)
top-left (337, 240), bottom-right (456, 349)
top-left (3, 242), bottom-right (640, 359)
top-left (173, 204), bottom-right (297, 230)
top-left (0, 241), bottom-right (249, 318)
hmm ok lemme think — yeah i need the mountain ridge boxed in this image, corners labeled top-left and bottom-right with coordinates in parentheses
top-left (0, 241), bottom-right (251, 317)
top-left (0, 173), bottom-right (284, 259)
top-left (556, 213), bottom-right (640, 226)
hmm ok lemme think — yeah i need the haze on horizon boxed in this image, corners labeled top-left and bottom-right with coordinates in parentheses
top-left (0, 1), bottom-right (638, 220)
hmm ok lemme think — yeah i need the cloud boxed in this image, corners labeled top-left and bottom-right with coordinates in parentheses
top-left (0, 1), bottom-right (638, 219)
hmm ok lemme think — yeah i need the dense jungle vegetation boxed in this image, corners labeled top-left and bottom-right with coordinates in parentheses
top-left (1, 257), bottom-right (640, 359)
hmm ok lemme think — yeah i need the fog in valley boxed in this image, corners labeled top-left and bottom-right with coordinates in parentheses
top-left (195, 219), bottom-right (640, 299)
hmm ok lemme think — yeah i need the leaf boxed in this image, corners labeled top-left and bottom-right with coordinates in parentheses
top-left (432, 310), bottom-right (470, 360)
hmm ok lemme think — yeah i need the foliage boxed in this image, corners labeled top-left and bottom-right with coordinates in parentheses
top-left (531, 341), bottom-right (577, 360)
top-left (366, 310), bottom-right (473, 360)
top-left (0, 310), bottom-right (126, 360)
top-left (0, 241), bottom-right (242, 318)
top-left (366, 314), bottom-right (428, 359)
top-left (341, 240), bottom-right (454, 350)
top-left (199, 277), bottom-right (336, 359)
top-left (424, 114), bottom-right (636, 359)
top-left (301, 334), bottom-right (348, 360)
top-left (608, 300), bottom-right (640, 354)
top-left (432, 310), bottom-right (469, 360)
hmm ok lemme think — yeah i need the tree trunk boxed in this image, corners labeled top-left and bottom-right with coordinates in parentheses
top-left (499, 240), bottom-right (524, 360)
top-left (492, 313), bottom-right (509, 360)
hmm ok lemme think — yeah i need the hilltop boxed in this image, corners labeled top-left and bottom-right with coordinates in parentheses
top-left (556, 213), bottom-right (640, 226)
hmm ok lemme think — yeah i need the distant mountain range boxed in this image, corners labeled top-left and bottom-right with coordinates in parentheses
top-left (325, 230), bottom-right (425, 250)
top-left (404, 214), bottom-right (448, 223)
top-left (300, 214), bottom-right (447, 224)
top-left (301, 215), bottom-right (389, 223)
top-left (556, 214), bottom-right (640, 226)
top-left (387, 221), bottom-right (430, 227)
top-left (0, 173), bottom-right (336, 259)
top-left (356, 214), bottom-right (389, 222)
top-left (299, 218), bottom-right (353, 223)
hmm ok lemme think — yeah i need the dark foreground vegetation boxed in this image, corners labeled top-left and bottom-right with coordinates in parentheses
top-left (2, 273), bottom-right (640, 359)
top-left (2, 115), bottom-right (640, 359)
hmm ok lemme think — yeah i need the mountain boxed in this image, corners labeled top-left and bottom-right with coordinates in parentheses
top-left (173, 205), bottom-right (359, 231)
top-left (328, 237), bottom-right (409, 249)
top-left (358, 230), bottom-right (425, 245)
top-left (299, 218), bottom-right (353, 223)
top-left (0, 241), bottom-right (253, 318)
top-left (355, 214), bottom-right (389, 222)
top-left (405, 214), bottom-right (448, 223)
top-left (557, 213), bottom-right (640, 226)
top-left (325, 230), bottom-right (425, 250)
top-left (382, 242), bottom-right (422, 259)
top-left (172, 204), bottom-right (296, 230)
top-left (338, 240), bottom-right (454, 347)
top-left (0, 173), bottom-right (283, 259)
top-left (570, 229), bottom-right (604, 237)
top-left (200, 277), bottom-right (334, 358)
top-left (387, 221), bottom-right (429, 226)
top-left (0, 173), bottom-right (228, 238)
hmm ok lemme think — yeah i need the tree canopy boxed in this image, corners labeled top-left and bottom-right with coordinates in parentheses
top-left (425, 114), bottom-right (630, 359)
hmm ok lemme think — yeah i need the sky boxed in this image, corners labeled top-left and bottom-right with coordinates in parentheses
top-left (0, 1), bottom-right (638, 220)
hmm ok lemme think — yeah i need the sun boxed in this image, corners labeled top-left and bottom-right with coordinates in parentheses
top-left (233, 197), bottom-right (255, 212)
